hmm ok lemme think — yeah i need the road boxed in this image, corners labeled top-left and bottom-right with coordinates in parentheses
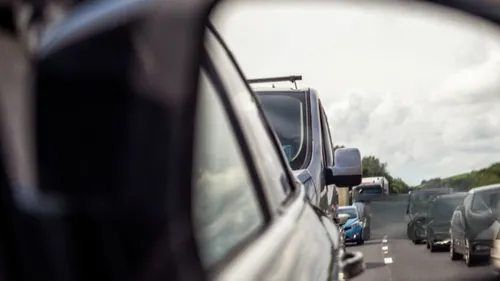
top-left (350, 195), bottom-right (500, 281)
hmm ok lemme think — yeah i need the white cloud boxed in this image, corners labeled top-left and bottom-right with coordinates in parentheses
top-left (213, 1), bottom-right (500, 185)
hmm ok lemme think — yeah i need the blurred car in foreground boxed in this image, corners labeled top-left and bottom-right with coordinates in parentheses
top-left (425, 192), bottom-right (467, 252)
top-left (450, 184), bottom-right (500, 266)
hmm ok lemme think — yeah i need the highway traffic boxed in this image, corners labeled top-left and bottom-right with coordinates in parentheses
top-left (351, 195), bottom-right (499, 281)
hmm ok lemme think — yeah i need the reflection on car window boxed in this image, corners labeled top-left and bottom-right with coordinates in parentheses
top-left (192, 70), bottom-right (265, 268)
top-left (255, 92), bottom-right (308, 170)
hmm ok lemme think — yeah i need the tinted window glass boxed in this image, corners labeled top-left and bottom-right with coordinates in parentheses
top-left (255, 92), bottom-right (309, 170)
top-left (472, 189), bottom-right (500, 211)
top-left (430, 196), bottom-right (465, 219)
top-left (409, 190), bottom-right (450, 214)
top-left (193, 71), bottom-right (265, 268)
top-left (339, 208), bottom-right (358, 219)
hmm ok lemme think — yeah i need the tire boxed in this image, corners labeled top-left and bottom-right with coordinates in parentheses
top-left (429, 240), bottom-right (437, 252)
top-left (450, 236), bottom-right (462, 260)
top-left (465, 239), bottom-right (475, 267)
top-left (412, 229), bottom-right (421, 244)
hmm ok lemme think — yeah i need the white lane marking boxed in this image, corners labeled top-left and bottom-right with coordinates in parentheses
top-left (383, 250), bottom-right (388, 254)
top-left (382, 245), bottom-right (388, 251)
top-left (384, 257), bottom-right (393, 264)
top-left (382, 239), bottom-right (387, 243)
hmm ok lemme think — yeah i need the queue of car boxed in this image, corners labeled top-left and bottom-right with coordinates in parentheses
top-left (407, 183), bottom-right (500, 270)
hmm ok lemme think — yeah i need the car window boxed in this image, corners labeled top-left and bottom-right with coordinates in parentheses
top-left (339, 208), bottom-right (358, 219)
top-left (192, 70), bottom-right (266, 269)
top-left (471, 189), bottom-right (500, 211)
top-left (205, 28), bottom-right (292, 203)
top-left (255, 91), bottom-right (309, 170)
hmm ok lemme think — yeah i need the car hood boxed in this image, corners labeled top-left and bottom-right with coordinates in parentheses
top-left (344, 218), bottom-right (359, 227)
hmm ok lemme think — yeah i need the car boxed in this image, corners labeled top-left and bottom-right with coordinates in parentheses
top-left (425, 192), bottom-right (467, 252)
top-left (450, 184), bottom-right (500, 266)
top-left (353, 201), bottom-right (371, 241)
top-left (338, 206), bottom-right (365, 245)
top-left (249, 76), bottom-right (341, 221)
top-left (0, 0), bottom-right (366, 280)
top-left (406, 187), bottom-right (454, 243)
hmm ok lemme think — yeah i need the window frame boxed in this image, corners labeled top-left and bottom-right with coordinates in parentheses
top-left (195, 58), bottom-right (270, 273)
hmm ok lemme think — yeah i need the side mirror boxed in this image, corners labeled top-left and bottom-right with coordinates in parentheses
top-left (325, 148), bottom-right (362, 187)
top-left (340, 251), bottom-right (365, 279)
top-left (338, 213), bottom-right (350, 225)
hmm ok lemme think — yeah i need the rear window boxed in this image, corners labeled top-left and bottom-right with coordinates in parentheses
top-left (255, 91), bottom-right (309, 170)
top-left (409, 190), bottom-right (451, 214)
top-left (355, 184), bottom-right (382, 194)
top-left (430, 196), bottom-right (465, 219)
top-left (339, 208), bottom-right (358, 219)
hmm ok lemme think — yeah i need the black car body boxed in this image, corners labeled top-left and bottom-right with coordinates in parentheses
top-left (450, 184), bottom-right (500, 266)
top-left (254, 87), bottom-right (340, 219)
top-left (406, 188), bottom-right (453, 243)
top-left (0, 0), bottom-right (366, 280)
top-left (425, 193), bottom-right (467, 252)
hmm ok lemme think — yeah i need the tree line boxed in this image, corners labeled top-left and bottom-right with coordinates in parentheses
top-left (417, 162), bottom-right (500, 191)
top-left (333, 145), bottom-right (410, 193)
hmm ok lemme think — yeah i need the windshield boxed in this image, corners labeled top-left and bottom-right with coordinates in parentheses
top-left (430, 197), bottom-right (465, 219)
top-left (355, 184), bottom-right (383, 194)
top-left (256, 92), bottom-right (309, 170)
top-left (339, 208), bottom-right (358, 219)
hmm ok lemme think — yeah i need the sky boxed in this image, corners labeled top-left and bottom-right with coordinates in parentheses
top-left (211, 1), bottom-right (500, 186)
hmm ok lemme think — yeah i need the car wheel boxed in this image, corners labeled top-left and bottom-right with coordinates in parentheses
top-left (412, 229), bottom-right (421, 244)
top-left (465, 239), bottom-right (475, 266)
top-left (429, 240), bottom-right (437, 252)
top-left (450, 236), bottom-right (462, 260)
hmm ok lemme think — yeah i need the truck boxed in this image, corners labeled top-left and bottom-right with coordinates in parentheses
top-left (350, 176), bottom-right (390, 203)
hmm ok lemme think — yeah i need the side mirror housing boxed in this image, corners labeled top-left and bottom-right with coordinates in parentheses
top-left (338, 213), bottom-right (350, 225)
top-left (325, 148), bottom-right (362, 186)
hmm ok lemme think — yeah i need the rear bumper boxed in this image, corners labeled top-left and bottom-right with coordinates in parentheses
top-left (470, 239), bottom-right (493, 256)
top-left (430, 233), bottom-right (451, 246)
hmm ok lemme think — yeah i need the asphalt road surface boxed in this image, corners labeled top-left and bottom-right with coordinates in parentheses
top-left (350, 195), bottom-right (500, 281)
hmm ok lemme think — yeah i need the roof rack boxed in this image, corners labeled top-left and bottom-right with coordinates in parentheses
top-left (247, 75), bottom-right (302, 90)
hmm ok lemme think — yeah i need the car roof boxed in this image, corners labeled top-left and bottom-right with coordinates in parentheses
top-left (469, 183), bottom-right (500, 194)
top-left (252, 87), bottom-right (309, 93)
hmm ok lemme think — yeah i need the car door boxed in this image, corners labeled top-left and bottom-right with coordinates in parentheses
top-left (455, 194), bottom-right (472, 253)
top-left (318, 101), bottom-right (336, 216)
top-left (195, 25), bottom-right (345, 281)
